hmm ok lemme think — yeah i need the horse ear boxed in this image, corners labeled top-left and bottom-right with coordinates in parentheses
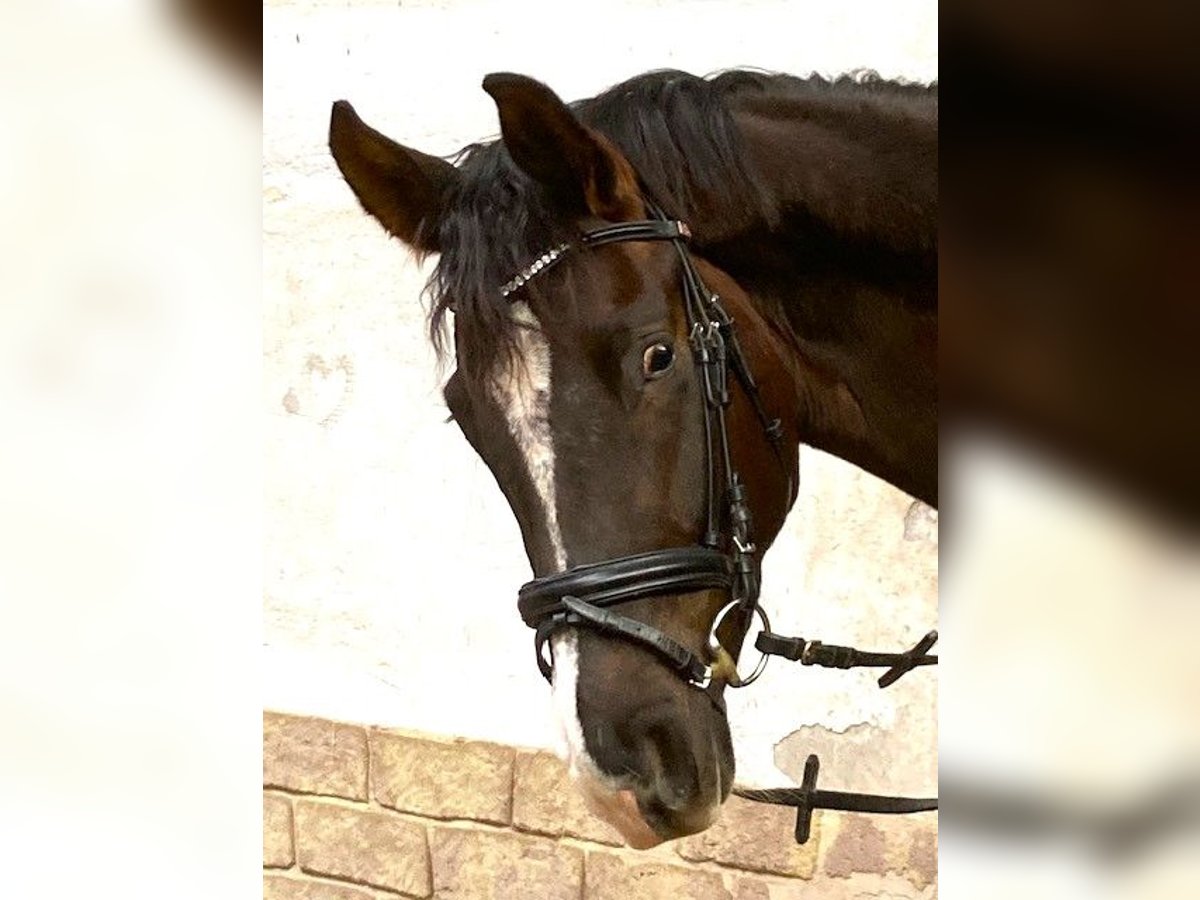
top-left (328, 100), bottom-right (458, 253)
top-left (481, 73), bottom-right (642, 221)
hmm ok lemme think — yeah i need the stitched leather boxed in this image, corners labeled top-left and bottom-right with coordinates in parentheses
top-left (517, 547), bottom-right (732, 627)
top-left (561, 596), bottom-right (711, 685)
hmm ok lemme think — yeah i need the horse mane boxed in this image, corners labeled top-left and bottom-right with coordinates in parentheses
top-left (427, 68), bottom-right (937, 369)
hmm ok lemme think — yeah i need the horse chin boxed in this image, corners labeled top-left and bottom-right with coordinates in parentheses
top-left (577, 781), bottom-right (666, 849)
top-left (576, 777), bottom-right (723, 847)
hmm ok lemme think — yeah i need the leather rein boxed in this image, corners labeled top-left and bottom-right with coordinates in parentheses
top-left (501, 203), bottom-right (938, 841)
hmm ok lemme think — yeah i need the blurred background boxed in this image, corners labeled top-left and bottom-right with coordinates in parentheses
top-left (942, 3), bottom-right (1200, 897)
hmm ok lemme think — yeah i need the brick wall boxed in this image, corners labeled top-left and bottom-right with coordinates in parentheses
top-left (263, 712), bottom-right (937, 899)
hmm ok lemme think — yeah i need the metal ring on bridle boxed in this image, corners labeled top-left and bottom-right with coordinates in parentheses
top-left (708, 600), bottom-right (771, 688)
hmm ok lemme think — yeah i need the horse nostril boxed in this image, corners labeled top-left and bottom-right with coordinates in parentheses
top-left (635, 720), bottom-right (718, 827)
top-left (640, 726), bottom-right (696, 804)
top-left (647, 777), bottom-right (690, 813)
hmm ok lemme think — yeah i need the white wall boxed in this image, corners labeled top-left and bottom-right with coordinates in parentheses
top-left (263, 0), bottom-right (938, 791)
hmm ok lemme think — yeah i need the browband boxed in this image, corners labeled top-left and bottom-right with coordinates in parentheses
top-left (499, 219), bottom-right (690, 299)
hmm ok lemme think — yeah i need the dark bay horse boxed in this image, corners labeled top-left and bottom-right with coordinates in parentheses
top-left (329, 69), bottom-right (937, 846)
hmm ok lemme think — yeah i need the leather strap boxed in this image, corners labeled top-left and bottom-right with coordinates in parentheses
top-left (754, 629), bottom-right (938, 688)
top-left (581, 219), bottom-right (689, 247)
top-left (733, 754), bottom-right (938, 844)
top-left (518, 547), bottom-right (733, 628)
top-left (560, 596), bottom-right (711, 685)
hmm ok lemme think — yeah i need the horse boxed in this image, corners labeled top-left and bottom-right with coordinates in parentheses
top-left (328, 68), bottom-right (937, 847)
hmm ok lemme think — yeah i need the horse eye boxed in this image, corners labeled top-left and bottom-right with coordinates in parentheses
top-left (642, 342), bottom-right (675, 379)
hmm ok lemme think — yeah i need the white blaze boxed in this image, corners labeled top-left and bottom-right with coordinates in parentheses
top-left (488, 302), bottom-right (631, 818)
top-left (488, 301), bottom-right (566, 571)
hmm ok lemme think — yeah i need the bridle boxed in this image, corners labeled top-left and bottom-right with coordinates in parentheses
top-left (500, 201), bottom-right (938, 841)
top-left (511, 203), bottom-right (783, 702)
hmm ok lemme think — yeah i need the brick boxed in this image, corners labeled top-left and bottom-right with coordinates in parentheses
top-left (372, 730), bottom-right (514, 825)
top-left (264, 713), bottom-right (368, 800)
top-left (733, 877), bottom-right (818, 900)
top-left (676, 796), bottom-right (820, 878)
top-left (585, 850), bottom-right (734, 899)
top-left (822, 813), bottom-right (937, 889)
top-left (264, 792), bottom-right (295, 868)
top-left (731, 874), bottom-right (896, 900)
top-left (903, 825), bottom-right (937, 889)
top-left (732, 879), bottom-right (773, 900)
top-left (822, 814), bottom-right (888, 878)
top-left (735, 872), bottom-right (934, 900)
top-left (295, 799), bottom-right (429, 897)
top-left (263, 874), bottom-right (375, 900)
top-left (430, 825), bottom-right (582, 900)
top-left (512, 751), bottom-right (623, 846)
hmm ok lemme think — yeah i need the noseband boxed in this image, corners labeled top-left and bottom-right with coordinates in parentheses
top-left (508, 205), bottom-right (783, 699)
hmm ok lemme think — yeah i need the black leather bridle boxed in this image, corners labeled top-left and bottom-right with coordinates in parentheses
top-left (499, 202), bottom-right (938, 841)
top-left (511, 206), bottom-right (783, 701)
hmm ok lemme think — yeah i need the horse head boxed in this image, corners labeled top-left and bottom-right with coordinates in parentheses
top-left (329, 73), bottom-right (800, 844)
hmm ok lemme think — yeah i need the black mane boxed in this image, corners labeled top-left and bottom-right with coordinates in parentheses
top-left (427, 68), bottom-right (937, 370)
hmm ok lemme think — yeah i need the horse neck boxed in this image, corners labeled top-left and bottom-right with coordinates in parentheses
top-left (703, 88), bottom-right (938, 506)
top-left (765, 269), bottom-right (938, 508)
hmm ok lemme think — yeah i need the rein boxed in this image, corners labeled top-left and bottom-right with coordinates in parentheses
top-left (503, 202), bottom-right (937, 842)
